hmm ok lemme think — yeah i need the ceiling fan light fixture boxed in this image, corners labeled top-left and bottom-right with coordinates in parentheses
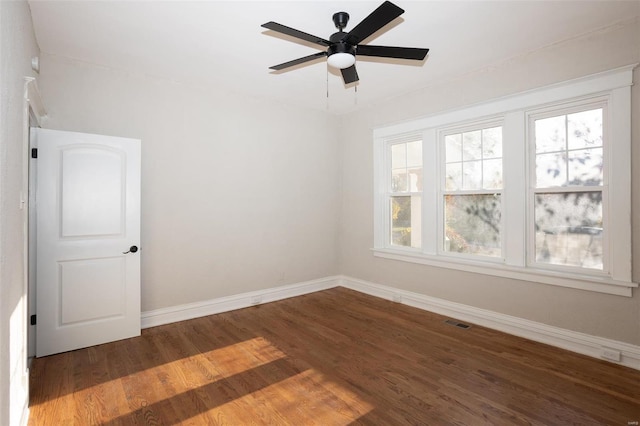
top-left (262, 1), bottom-right (430, 85)
top-left (327, 52), bottom-right (355, 69)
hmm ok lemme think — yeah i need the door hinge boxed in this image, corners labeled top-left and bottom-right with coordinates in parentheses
top-left (30, 315), bottom-right (36, 325)
top-left (31, 148), bottom-right (38, 159)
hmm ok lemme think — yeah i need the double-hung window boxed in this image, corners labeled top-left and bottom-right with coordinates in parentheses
top-left (387, 138), bottom-right (422, 249)
top-left (442, 123), bottom-right (503, 258)
top-left (530, 102), bottom-right (606, 272)
top-left (373, 66), bottom-right (636, 296)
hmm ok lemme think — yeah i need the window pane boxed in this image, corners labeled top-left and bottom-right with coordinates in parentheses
top-left (536, 152), bottom-right (567, 187)
top-left (568, 148), bottom-right (603, 186)
top-left (445, 163), bottom-right (462, 190)
top-left (535, 115), bottom-right (566, 153)
top-left (462, 160), bottom-right (482, 190)
top-left (444, 194), bottom-right (501, 257)
top-left (534, 192), bottom-right (603, 270)
top-left (445, 134), bottom-right (462, 162)
top-left (391, 195), bottom-right (421, 248)
top-left (482, 127), bottom-right (502, 159)
top-left (391, 143), bottom-right (406, 169)
top-left (408, 167), bottom-right (422, 192)
top-left (462, 130), bottom-right (482, 160)
top-left (568, 108), bottom-right (602, 150)
top-left (483, 158), bottom-right (503, 189)
top-left (392, 169), bottom-right (407, 192)
top-left (406, 140), bottom-right (422, 168)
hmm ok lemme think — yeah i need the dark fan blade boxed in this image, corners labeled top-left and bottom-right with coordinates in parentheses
top-left (342, 1), bottom-right (404, 46)
top-left (261, 22), bottom-right (331, 47)
top-left (357, 45), bottom-right (429, 60)
top-left (269, 52), bottom-right (327, 71)
top-left (341, 65), bottom-right (359, 84)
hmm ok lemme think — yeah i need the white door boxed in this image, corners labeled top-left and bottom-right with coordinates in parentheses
top-left (34, 128), bottom-right (141, 357)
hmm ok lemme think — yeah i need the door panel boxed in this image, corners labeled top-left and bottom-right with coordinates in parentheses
top-left (61, 146), bottom-right (125, 237)
top-left (59, 257), bottom-right (126, 324)
top-left (34, 128), bottom-right (141, 357)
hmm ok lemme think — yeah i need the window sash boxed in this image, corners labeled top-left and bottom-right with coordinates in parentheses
top-left (388, 194), bottom-right (422, 249)
top-left (529, 188), bottom-right (606, 273)
top-left (440, 192), bottom-right (504, 260)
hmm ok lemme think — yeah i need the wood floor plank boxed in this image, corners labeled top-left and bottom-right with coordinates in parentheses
top-left (29, 287), bottom-right (640, 425)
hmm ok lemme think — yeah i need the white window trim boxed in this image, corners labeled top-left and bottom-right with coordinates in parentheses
top-left (373, 65), bottom-right (637, 297)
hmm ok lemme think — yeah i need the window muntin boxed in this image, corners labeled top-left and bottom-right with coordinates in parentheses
top-left (388, 139), bottom-right (422, 249)
top-left (442, 125), bottom-right (503, 258)
top-left (531, 105), bottom-right (605, 271)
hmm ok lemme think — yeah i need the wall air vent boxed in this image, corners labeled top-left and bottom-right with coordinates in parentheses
top-left (444, 319), bottom-right (471, 329)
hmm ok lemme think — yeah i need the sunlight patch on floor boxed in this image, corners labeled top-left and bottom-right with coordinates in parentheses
top-left (199, 335), bottom-right (289, 378)
top-left (208, 368), bottom-right (374, 425)
top-left (42, 336), bottom-right (292, 424)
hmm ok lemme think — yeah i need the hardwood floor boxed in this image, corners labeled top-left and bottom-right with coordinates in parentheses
top-left (29, 287), bottom-right (640, 425)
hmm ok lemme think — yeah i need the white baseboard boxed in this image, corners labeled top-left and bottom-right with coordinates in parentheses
top-left (19, 406), bottom-right (29, 426)
top-left (338, 275), bottom-right (640, 371)
top-left (141, 276), bottom-right (340, 329)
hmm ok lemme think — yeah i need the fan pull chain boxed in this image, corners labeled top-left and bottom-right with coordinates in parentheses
top-left (326, 63), bottom-right (330, 110)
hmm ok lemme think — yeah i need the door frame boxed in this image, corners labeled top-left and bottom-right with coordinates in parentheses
top-left (23, 77), bottom-right (46, 362)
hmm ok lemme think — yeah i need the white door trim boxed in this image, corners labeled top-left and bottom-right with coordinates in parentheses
top-left (20, 77), bottom-right (46, 426)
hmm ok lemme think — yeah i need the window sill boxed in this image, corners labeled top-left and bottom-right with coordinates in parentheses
top-left (372, 248), bottom-right (637, 297)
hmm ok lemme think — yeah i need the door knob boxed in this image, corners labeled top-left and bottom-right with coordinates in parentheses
top-left (123, 245), bottom-right (138, 254)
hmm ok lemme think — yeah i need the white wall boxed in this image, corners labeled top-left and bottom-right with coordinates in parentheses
top-left (338, 18), bottom-right (640, 345)
top-left (0, 1), bottom-right (40, 425)
top-left (37, 55), bottom-right (341, 312)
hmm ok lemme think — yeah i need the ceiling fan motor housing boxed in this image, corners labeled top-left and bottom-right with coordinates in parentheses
top-left (328, 34), bottom-right (356, 57)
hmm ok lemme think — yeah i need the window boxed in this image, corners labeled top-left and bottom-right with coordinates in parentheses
top-left (530, 104), bottom-right (605, 271)
top-left (387, 139), bottom-right (422, 248)
top-left (373, 66), bottom-right (636, 296)
top-left (442, 124), bottom-right (503, 257)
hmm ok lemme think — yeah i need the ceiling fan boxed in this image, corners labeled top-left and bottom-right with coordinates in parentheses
top-left (261, 1), bottom-right (429, 85)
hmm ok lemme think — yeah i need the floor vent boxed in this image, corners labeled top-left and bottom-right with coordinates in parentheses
top-left (444, 319), bottom-right (471, 329)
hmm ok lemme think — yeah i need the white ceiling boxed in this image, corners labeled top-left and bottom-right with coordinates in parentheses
top-left (28, 1), bottom-right (640, 115)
